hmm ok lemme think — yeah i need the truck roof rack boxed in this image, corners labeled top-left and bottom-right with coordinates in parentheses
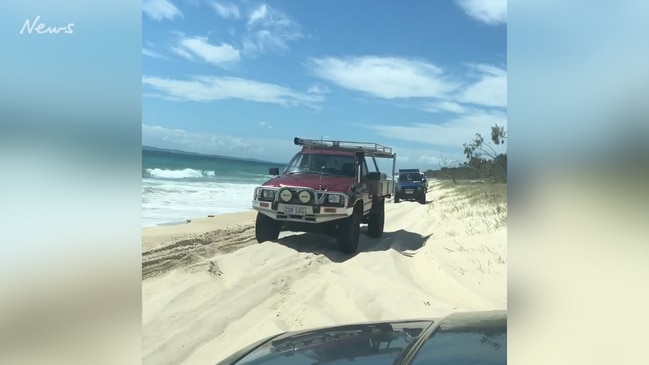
top-left (398, 169), bottom-right (420, 173)
top-left (293, 137), bottom-right (395, 159)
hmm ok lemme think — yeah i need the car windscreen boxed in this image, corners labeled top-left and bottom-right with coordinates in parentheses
top-left (398, 173), bottom-right (421, 182)
top-left (284, 153), bottom-right (356, 178)
top-left (409, 325), bottom-right (506, 365)
top-left (232, 322), bottom-right (432, 365)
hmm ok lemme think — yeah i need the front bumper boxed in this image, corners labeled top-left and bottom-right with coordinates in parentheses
top-left (252, 200), bottom-right (354, 223)
top-left (396, 187), bottom-right (424, 198)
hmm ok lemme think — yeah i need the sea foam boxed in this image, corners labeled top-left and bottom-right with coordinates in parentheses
top-left (142, 178), bottom-right (259, 227)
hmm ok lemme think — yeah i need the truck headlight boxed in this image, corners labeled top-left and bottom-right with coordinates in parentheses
top-left (262, 189), bottom-right (275, 199)
top-left (327, 194), bottom-right (342, 204)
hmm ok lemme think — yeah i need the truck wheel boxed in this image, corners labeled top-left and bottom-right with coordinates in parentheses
top-left (255, 212), bottom-right (281, 243)
top-left (419, 192), bottom-right (426, 204)
top-left (367, 198), bottom-right (385, 238)
top-left (337, 209), bottom-right (361, 254)
top-left (394, 195), bottom-right (400, 203)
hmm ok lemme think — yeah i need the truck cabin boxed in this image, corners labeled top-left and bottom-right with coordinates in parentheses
top-left (288, 137), bottom-right (393, 184)
top-left (285, 149), bottom-right (358, 178)
top-left (398, 171), bottom-right (424, 182)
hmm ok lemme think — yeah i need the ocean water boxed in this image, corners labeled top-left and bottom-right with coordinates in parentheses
top-left (142, 147), bottom-right (284, 227)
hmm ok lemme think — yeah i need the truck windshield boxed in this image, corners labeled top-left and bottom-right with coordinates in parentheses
top-left (399, 173), bottom-right (421, 182)
top-left (285, 153), bottom-right (356, 178)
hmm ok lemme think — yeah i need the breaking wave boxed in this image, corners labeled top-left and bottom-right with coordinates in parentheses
top-left (144, 168), bottom-right (215, 179)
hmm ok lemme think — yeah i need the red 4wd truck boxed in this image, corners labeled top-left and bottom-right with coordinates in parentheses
top-left (252, 137), bottom-right (397, 254)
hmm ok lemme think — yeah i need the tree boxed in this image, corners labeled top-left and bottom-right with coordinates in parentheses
top-left (438, 154), bottom-right (459, 184)
top-left (491, 124), bottom-right (506, 145)
top-left (463, 124), bottom-right (507, 182)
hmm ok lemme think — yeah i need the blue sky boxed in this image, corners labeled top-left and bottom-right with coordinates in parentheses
top-left (142, 0), bottom-right (507, 170)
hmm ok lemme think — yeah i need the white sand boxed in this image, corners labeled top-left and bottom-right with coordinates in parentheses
top-left (142, 179), bottom-right (507, 365)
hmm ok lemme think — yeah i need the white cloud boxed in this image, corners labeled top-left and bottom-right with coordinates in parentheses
top-left (373, 146), bottom-right (464, 172)
top-left (457, 64), bottom-right (507, 107)
top-left (142, 123), bottom-right (468, 170)
top-left (143, 124), bottom-right (253, 154)
top-left (307, 84), bottom-right (331, 94)
top-left (142, 75), bottom-right (324, 107)
top-left (170, 46), bottom-right (193, 60)
top-left (142, 47), bottom-right (165, 59)
top-left (243, 30), bottom-right (290, 54)
top-left (421, 101), bottom-right (468, 114)
top-left (247, 4), bottom-right (269, 26)
top-left (309, 56), bottom-right (507, 110)
top-left (142, 0), bottom-right (183, 21)
top-left (308, 56), bottom-right (459, 99)
top-left (258, 121), bottom-right (272, 129)
top-left (242, 4), bottom-right (303, 55)
top-left (456, 0), bottom-right (507, 25)
top-left (209, 1), bottom-right (240, 19)
top-left (400, 151), bottom-right (451, 169)
top-left (172, 36), bottom-right (240, 66)
top-left (142, 124), bottom-right (299, 162)
top-left (358, 109), bottom-right (507, 149)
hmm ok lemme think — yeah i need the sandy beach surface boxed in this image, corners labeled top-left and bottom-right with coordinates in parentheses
top-left (142, 179), bottom-right (507, 365)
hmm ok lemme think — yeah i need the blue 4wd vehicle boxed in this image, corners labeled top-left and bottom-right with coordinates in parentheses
top-left (395, 169), bottom-right (427, 204)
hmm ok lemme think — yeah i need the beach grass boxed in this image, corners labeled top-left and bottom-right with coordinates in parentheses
top-left (436, 179), bottom-right (507, 234)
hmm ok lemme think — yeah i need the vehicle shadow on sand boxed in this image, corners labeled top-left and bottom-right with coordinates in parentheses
top-left (275, 233), bottom-right (352, 263)
top-left (359, 227), bottom-right (431, 257)
top-left (392, 199), bottom-right (434, 205)
top-left (274, 227), bottom-right (431, 262)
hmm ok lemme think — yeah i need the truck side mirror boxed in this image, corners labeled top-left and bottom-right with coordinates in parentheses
top-left (269, 167), bottom-right (280, 176)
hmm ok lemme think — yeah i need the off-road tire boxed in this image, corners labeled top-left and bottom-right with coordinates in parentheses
top-left (394, 195), bottom-right (400, 203)
top-left (255, 212), bottom-right (281, 243)
top-left (419, 191), bottom-right (426, 204)
top-left (367, 198), bottom-right (385, 238)
top-left (337, 208), bottom-right (361, 254)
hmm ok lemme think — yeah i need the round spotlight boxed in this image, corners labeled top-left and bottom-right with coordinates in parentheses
top-left (298, 190), bottom-right (311, 203)
top-left (280, 189), bottom-right (292, 202)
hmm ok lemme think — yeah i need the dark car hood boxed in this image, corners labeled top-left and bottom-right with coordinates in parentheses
top-left (263, 173), bottom-right (355, 193)
top-left (216, 310), bottom-right (506, 365)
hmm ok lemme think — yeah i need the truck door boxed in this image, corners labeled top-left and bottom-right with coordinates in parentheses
top-left (360, 157), bottom-right (372, 214)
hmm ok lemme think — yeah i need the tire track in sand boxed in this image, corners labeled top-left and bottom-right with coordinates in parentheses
top-left (142, 224), bottom-right (257, 280)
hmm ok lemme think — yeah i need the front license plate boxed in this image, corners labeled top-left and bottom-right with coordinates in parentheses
top-left (405, 190), bottom-right (414, 194)
top-left (284, 205), bottom-right (307, 215)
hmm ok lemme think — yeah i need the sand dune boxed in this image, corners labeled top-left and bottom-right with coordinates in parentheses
top-left (142, 179), bottom-right (507, 365)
